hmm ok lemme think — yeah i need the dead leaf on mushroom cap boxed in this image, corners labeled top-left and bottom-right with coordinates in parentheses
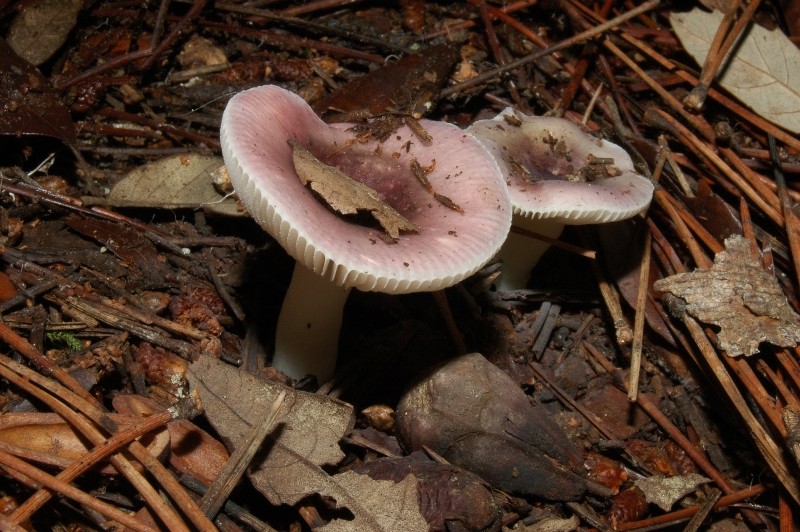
top-left (289, 140), bottom-right (420, 240)
top-left (653, 235), bottom-right (800, 356)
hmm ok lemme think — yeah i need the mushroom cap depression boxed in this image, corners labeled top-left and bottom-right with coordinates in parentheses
top-left (468, 108), bottom-right (653, 225)
top-left (220, 85), bottom-right (511, 294)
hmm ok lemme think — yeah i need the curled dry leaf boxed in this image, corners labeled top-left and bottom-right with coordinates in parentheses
top-left (396, 353), bottom-right (586, 500)
top-left (113, 394), bottom-right (230, 486)
top-left (187, 355), bottom-right (355, 506)
top-left (670, 8), bottom-right (800, 134)
top-left (634, 473), bottom-right (711, 511)
top-left (290, 140), bottom-right (420, 239)
top-left (654, 235), bottom-right (800, 356)
top-left (0, 412), bottom-right (169, 475)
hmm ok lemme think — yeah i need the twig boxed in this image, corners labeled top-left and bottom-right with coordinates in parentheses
top-left (627, 229), bottom-right (651, 401)
top-left (770, 135), bottom-right (800, 290)
top-left (0, 355), bottom-right (190, 530)
top-left (661, 295), bottom-right (800, 505)
top-left (615, 484), bottom-right (766, 530)
top-left (441, 0), bottom-right (660, 97)
top-left (620, 32), bottom-right (800, 153)
top-left (432, 290), bottom-right (468, 356)
top-left (645, 109), bottom-right (783, 226)
top-left (200, 391), bottom-right (287, 518)
top-left (0, 449), bottom-right (158, 532)
top-left (684, 0), bottom-right (761, 110)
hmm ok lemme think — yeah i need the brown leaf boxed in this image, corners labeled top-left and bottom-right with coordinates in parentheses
top-left (319, 472), bottom-right (427, 532)
top-left (654, 235), bottom-right (800, 356)
top-left (312, 43), bottom-right (458, 119)
top-left (0, 39), bottom-right (76, 146)
top-left (113, 394), bottom-right (230, 487)
top-left (186, 355), bottom-right (355, 506)
top-left (290, 140), bottom-right (420, 239)
top-left (352, 452), bottom-right (501, 531)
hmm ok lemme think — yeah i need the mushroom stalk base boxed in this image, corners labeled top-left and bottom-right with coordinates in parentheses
top-left (272, 264), bottom-right (351, 382)
top-left (494, 217), bottom-right (565, 291)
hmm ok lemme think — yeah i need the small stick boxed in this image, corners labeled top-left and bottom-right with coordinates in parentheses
top-left (645, 109), bottom-right (783, 226)
top-left (615, 484), bottom-right (765, 531)
top-left (770, 135), bottom-right (800, 290)
top-left (627, 229), bottom-right (651, 401)
top-left (581, 82), bottom-right (604, 124)
top-left (475, 0), bottom-right (525, 107)
top-left (661, 296), bottom-right (800, 505)
top-left (593, 262), bottom-right (632, 345)
top-left (511, 225), bottom-right (596, 259)
top-left (620, 32), bottom-right (800, 153)
top-left (653, 190), bottom-right (713, 269)
top-left (684, 0), bottom-right (762, 111)
top-left (683, 489), bottom-right (722, 532)
top-left (603, 39), bottom-right (716, 141)
top-left (431, 290), bottom-right (468, 356)
top-left (201, 390), bottom-right (287, 518)
top-left (0, 449), bottom-right (158, 532)
top-left (441, 0), bottom-right (661, 97)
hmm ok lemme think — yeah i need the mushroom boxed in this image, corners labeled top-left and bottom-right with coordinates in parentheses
top-left (467, 108), bottom-right (654, 290)
top-left (220, 85), bottom-right (511, 382)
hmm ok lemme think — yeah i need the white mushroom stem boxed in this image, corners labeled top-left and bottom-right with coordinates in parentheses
top-left (494, 216), bottom-right (565, 291)
top-left (272, 264), bottom-right (351, 382)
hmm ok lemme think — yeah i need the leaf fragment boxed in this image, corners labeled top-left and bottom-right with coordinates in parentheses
top-left (289, 140), bottom-right (420, 239)
top-left (634, 473), bottom-right (711, 511)
top-left (670, 8), bottom-right (800, 134)
top-left (319, 472), bottom-right (427, 532)
top-left (654, 235), bottom-right (800, 356)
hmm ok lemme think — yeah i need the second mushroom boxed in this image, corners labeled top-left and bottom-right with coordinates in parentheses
top-left (221, 85), bottom-right (511, 382)
top-left (468, 108), bottom-right (654, 291)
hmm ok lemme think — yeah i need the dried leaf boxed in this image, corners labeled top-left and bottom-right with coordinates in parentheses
top-left (0, 412), bottom-right (169, 475)
top-left (352, 452), bottom-right (501, 531)
top-left (319, 472), bottom-right (427, 532)
top-left (313, 43), bottom-right (458, 119)
top-left (290, 140), bottom-right (420, 239)
top-left (0, 39), bottom-right (76, 146)
top-left (670, 8), bottom-right (800, 134)
top-left (654, 235), bottom-right (800, 356)
top-left (186, 355), bottom-right (355, 506)
top-left (113, 394), bottom-right (230, 486)
top-left (82, 154), bottom-right (242, 216)
top-left (634, 473), bottom-right (711, 511)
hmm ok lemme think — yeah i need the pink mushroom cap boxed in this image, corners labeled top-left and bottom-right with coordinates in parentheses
top-left (468, 108), bottom-right (654, 224)
top-left (220, 85), bottom-right (511, 293)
